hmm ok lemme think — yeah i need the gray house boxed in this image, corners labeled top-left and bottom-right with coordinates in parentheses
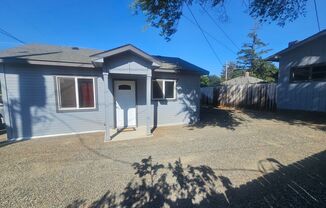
top-left (267, 30), bottom-right (326, 112)
top-left (0, 44), bottom-right (208, 141)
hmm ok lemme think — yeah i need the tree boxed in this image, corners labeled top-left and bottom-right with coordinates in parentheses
top-left (253, 59), bottom-right (278, 82)
top-left (132, 0), bottom-right (308, 40)
top-left (220, 61), bottom-right (243, 81)
top-left (200, 75), bottom-right (209, 87)
top-left (200, 75), bottom-right (221, 87)
top-left (237, 30), bottom-right (278, 82)
top-left (237, 30), bottom-right (271, 70)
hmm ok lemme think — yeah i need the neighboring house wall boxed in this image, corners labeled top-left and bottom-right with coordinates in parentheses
top-left (0, 63), bottom-right (105, 139)
top-left (278, 36), bottom-right (326, 112)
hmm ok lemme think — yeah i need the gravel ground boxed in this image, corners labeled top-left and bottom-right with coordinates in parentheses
top-left (0, 107), bottom-right (325, 208)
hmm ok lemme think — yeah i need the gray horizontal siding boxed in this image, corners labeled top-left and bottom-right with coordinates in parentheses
top-left (277, 82), bottom-right (326, 112)
top-left (111, 73), bottom-right (200, 128)
top-left (152, 73), bottom-right (200, 125)
top-left (1, 61), bottom-right (201, 140)
top-left (1, 63), bottom-right (105, 140)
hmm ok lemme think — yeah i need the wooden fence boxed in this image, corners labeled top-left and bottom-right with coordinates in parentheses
top-left (201, 83), bottom-right (277, 111)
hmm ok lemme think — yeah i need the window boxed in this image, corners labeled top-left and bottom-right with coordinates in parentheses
top-left (118, 85), bottom-right (131, 90)
top-left (291, 67), bottom-right (310, 81)
top-left (291, 65), bottom-right (326, 82)
top-left (152, 79), bottom-right (176, 100)
top-left (57, 76), bottom-right (96, 110)
top-left (312, 66), bottom-right (326, 80)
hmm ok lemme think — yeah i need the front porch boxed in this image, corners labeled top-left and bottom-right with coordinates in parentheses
top-left (109, 126), bottom-right (149, 141)
top-left (103, 72), bottom-right (152, 141)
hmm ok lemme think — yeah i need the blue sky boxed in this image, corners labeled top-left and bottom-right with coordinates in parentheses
top-left (0, 0), bottom-right (325, 75)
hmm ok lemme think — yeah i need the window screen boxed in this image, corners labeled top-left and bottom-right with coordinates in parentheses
top-left (152, 80), bottom-right (164, 99)
top-left (78, 78), bottom-right (94, 108)
top-left (291, 67), bottom-right (310, 81)
top-left (312, 66), bottom-right (326, 80)
top-left (165, 81), bottom-right (175, 99)
top-left (58, 77), bottom-right (77, 108)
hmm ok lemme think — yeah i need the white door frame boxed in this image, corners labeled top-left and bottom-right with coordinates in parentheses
top-left (114, 80), bottom-right (137, 129)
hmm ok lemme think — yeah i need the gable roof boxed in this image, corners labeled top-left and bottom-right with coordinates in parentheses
top-left (90, 44), bottom-right (162, 66)
top-left (266, 29), bottom-right (326, 62)
top-left (222, 75), bottom-right (263, 85)
top-left (0, 44), bottom-right (209, 74)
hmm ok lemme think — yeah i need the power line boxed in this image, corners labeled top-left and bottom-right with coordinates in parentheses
top-left (313, 0), bottom-right (321, 32)
top-left (200, 5), bottom-right (240, 50)
top-left (182, 14), bottom-right (237, 54)
top-left (0, 27), bottom-right (25, 44)
top-left (186, 4), bottom-right (224, 66)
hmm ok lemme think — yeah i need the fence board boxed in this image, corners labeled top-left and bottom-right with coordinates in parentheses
top-left (201, 83), bottom-right (277, 111)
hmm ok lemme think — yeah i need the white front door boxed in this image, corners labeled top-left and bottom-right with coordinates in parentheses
top-left (114, 80), bottom-right (136, 128)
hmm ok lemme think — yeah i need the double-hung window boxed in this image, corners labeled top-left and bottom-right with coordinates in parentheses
top-left (56, 76), bottom-right (96, 110)
top-left (152, 79), bottom-right (176, 100)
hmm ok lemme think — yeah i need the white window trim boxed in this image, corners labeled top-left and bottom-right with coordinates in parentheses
top-left (152, 79), bottom-right (176, 100)
top-left (56, 76), bottom-right (96, 111)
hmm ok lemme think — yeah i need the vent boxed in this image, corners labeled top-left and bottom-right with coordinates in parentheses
top-left (288, 40), bottom-right (299, 48)
top-left (72, 47), bottom-right (79, 50)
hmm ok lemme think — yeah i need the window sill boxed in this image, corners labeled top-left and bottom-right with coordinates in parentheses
top-left (152, 98), bottom-right (177, 101)
top-left (290, 80), bottom-right (326, 83)
top-left (57, 107), bottom-right (98, 113)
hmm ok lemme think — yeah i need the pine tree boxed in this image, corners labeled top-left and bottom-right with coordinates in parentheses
top-left (237, 30), bottom-right (278, 82)
top-left (237, 30), bottom-right (270, 70)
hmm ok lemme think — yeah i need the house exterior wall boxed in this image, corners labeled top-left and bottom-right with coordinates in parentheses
top-left (0, 63), bottom-right (105, 140)
top-left (0, 56), bottom-right (201, 140)
top-left (151, 72), bottom-right (200, 126)
top-left (109, 72), bottom-right (200, 128)
top-left (105, 53), bottom-right (201, 128)
top-left (277, 36), bottom-right (326, 112)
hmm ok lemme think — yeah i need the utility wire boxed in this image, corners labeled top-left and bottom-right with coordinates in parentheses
top-left (182, 14), bottom-right (237, 54)
top-left (313, 0), bottom-right (321, 32)
top-left (186, 4), bottom-right (224, 66)
top-left (200, 5), bottom-right (240, 50)
top-left (0, 27), bottom-right (25, 44)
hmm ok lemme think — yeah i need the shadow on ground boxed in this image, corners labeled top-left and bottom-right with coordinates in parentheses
top-left (242, 108), bottom-right (326, 131)
top-left (191, 107), bottom-right (326, 131)
top-left (67, 151), bottom-right (326, 208)
top-left (192, 107), bottom-right (246, 130)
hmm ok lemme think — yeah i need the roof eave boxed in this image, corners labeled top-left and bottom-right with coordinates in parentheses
top-left (0, 58), bottom-right (96, 68)
top-left (265, 29), bottom-right (326, 62)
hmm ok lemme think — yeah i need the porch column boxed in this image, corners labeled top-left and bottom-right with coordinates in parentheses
top-left (146, 74), bottom-right (152, 136)
top-left (103, 72), bottom-right (111, 141)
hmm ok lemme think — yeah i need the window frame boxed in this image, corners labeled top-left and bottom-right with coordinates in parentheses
top-left (152, 79), bottom-right (176, 100)
top-left (290, 65), bottom-right (326, 83)
top-left (56, 76), bottom-right (97, 111)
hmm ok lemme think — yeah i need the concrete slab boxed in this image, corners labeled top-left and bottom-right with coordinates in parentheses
top-left (109, 126), bottom-right (150, 141)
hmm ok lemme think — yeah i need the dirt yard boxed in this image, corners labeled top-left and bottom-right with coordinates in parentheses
top-left (0, 107), bottom-right (325, 208)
